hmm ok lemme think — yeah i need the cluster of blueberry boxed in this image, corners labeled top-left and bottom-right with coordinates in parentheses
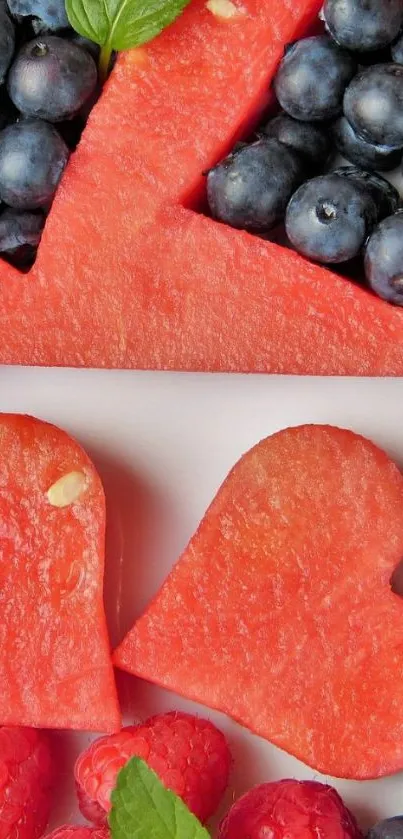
top-left (0, 0), bottom-right (99, 268)
top-left (207, 0), bottom-right (403, 306)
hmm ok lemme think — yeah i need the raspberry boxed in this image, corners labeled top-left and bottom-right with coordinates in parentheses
top-left (0, 726), bottom-right (53, 839)
top-left (75, 711), bottom-right (231, 825)
top-left (218, 780), bottom-right (362, 839)
top-left (45, 827), bottom-right (109, 839)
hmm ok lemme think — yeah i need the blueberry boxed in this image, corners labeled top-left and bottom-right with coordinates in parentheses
top-left (332, 165), bottom-right (401, 220)
top-left (285, 173), bottom-right (377, 263)
top-left (6, 0), bottom-right (68, 31)
top-left (0, 3), bottom-right (15, 84)
top-left (262, 113), bottom-right (331, 169)
top-left (31, 25), bottom-right (101, 61)
top-left (0, 118), bottom-right (69, 208)
top-left (273, 35), bottom-right (357, 122)
top-left (67, 31), bottom-right (100, 61)
top-left (31, 17), bottom-right (49, 33)
top-left (206, 138), bottom-right (306, 232)
top-left (368, 818), bottom-right (403, 839)
top-left (332, 117), bottom-right (402, 171)
top-left (364, 213), bottom-right (403, 305)
top-left (0, 207), bottom-right (44, 267)
top-left (392, 34), bottom-right (403, 64)
top-left (8, 36), bottom-right (98, 122)
top-left (321, 0), bottom-right (403, 52)
top-left (344, 63), bottom-right (403, 149)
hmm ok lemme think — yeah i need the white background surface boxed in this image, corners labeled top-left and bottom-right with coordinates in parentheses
top-left (2, 367), bottom-right (403, 833)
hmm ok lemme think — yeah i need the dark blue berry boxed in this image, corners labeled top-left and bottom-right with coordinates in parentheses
top-left (0, 207), bottom-right (44, 267)
top-left (206, 138), bottom-right (305, 232)
top-left (368, 818), bottom-right (403, 839)
top-left (364, 213), bottom-right (403, 305)
top-left (344, 63), bottom-right (403, 148)
top-left (31, 17), bottom-right (51, 33)
top-left (332, 117), bottom-right (402, 171)
top-left (8, 36), bottom-right (98, 122)
top-left (7, 0), bottom-right (68, 31)
top-left (321, 0), bottom-right (403, 52)
top-left (392, 34), bottom-right (403, 64)
top-left (0, 3), bottom-right (15, 83)
top-left (67, 31), bottom-right (100, 60)
top-left (0, 118), bottom-right (69, 209)
top-left (332, 165), bottom-right (401, 220)
top-left (262, 113), bottom-right (331, 169)
top-left (0, 208), bottom-right (43, 250)
top-left (273, 35), bottom-right (357, 122)
top-left (285, 173), bottom-right (377, 263)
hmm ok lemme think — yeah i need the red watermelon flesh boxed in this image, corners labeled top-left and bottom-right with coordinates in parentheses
top-left (0, 414), bottom-right (120, 732)
top-left (0, 0), bottom-right (403, 374)
top-left (114, 425), bottom-right (403, 779)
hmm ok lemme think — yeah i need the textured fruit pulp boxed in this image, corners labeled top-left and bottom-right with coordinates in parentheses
top-left (1, 0), bottom-right (403, 373)
top-left (0, 726), bottom-right (53, 839)
top-left (0, 413), bottom-right (120, 732)
top-left (46, 828), bottom-right (109, 839)
top-left (114, 425), bottom-right (403, 780)
top-left (75, 711), bottom-right (231, 825)
top-left (219, 780), bottom-right (362, 839)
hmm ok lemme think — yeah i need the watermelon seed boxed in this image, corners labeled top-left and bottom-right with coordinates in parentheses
top-left (390, 560), bottom-right (403, 597)
top-left (46, 470), bottom-right (88, 507)
top-left (205, 0), bottom-right (244, 20)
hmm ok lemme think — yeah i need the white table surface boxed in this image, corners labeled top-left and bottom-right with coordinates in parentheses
top-left (2, 367), bottom-right (403, 832)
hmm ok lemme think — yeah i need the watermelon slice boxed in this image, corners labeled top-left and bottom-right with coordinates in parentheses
top-left (0, 0), bottom-right (403, 374)
top-left (114, 425), bottom-right (403, 779)
top-left (0, 414), bottom-right (120, 732)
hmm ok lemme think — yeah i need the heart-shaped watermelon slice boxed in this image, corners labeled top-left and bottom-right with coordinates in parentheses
top-left (0, 413), bottom-right (120, 732)
top-left (0, 0), bottom-right (403, 374)
top-left (114, 425), bottom-right (403, 778)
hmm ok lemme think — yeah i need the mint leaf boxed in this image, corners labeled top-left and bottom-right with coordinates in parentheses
top-left (66, 0), bottom-right (192, 74)
top-left (109, 757), bottom-right (211, 839)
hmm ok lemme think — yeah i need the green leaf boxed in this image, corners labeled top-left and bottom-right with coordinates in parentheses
top-left (109, 757), bottom-right (211, 839)
top-left (65, 0), bottom-right (192, 54)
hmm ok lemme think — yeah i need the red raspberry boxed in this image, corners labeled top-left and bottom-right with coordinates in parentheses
top-left (45, 828), bottom-right (109, 839)
top-left (0, 726), bottom-right (53, 839)
top-left (75, 711), bottom-right (231, 825)
top-left (218, 780), bottom-right (362, 839)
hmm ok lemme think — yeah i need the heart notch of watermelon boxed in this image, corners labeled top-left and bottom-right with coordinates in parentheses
top-left (1, 0), bottom-right (403, 375)
top-left (114, 424), bottom-right (403, 780)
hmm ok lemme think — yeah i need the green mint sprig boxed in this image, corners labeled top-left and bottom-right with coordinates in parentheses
top-left (109, 757), bottom-right (211, 839)
top-left (65, 0), bottom-right (192, 81)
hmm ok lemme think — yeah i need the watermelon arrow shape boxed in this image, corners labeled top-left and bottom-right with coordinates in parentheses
top-left (1, 0), bottom-right (403, 374)
top-left (0, 414), bottom-right (120, 732)
top-left (114, 425), bottom-right (403, 779)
